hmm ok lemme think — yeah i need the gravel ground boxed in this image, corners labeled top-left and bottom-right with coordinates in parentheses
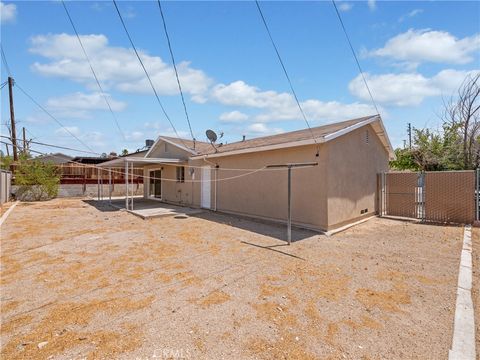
top-left (0, 201), bottom-right (14, 218)
top-left (1, 198), bottom-right (463, 360)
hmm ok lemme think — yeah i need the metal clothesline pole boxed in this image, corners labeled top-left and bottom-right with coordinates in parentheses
top-left (266, 162), bottom-right (318, 245)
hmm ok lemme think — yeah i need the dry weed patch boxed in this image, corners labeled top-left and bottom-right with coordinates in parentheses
top-left (1, 296), bottom-right (153, 360)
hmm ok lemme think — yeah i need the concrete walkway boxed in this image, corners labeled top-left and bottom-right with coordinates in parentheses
top-left (109, 198), bottom-right (203, 219)
top-left (449, 225), bottom-right (476, 360)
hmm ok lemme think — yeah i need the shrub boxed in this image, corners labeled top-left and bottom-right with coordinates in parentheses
top-left (15, 158), bottom-right (60, 201)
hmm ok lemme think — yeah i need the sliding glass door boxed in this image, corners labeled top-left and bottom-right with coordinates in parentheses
top-left (149, 170), bottom-right (162, 198)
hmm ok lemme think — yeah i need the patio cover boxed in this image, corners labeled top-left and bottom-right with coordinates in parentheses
top-left (97, 157), bottom-right (185, 168)
top-left (96, 157), bottom-right (185, 211)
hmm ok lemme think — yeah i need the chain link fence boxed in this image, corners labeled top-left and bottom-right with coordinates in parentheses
top-left (379, 170), bottom-right (477, 224)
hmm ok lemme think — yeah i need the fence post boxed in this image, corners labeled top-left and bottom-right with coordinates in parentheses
top-left (382, 172), bottom-right (386, 217)
top-left (475, 168), bottom-right (480, 221)
top-left (421, 171), bottom-right (426, 222)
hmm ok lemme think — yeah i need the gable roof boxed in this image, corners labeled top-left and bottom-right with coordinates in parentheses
top-left (36, 152), bottom-right (73, 164)
top-left (145, 115), bottom-right (394, 161)
top-left (144, 135), bottom-right (212, 158)
top-left (195, 115), bottom-right (394, 159)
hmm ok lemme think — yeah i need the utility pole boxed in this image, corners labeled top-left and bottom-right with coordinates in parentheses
top-left (22, 127), bottom-right (27, 155)
top-left (8, 77), bottom-right (18, 162)
top-left (407, 123), bottom-right (412, 149)
top-left (403, 140), bottom-right (406, 149)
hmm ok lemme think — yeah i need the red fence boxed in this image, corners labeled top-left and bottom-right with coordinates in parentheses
top-left (57, 164), bottom-right (143, 185)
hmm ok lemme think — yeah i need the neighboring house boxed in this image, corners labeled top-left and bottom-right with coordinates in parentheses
top-left (70, 156), bottom-right (112, 165)
top-left (99, 115), bottom-right (394, 231)
top-left (36, 153), bottom-right (73, 165)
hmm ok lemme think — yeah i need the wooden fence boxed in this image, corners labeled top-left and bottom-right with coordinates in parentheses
top-left (57, 164), bottom-right (144, 185)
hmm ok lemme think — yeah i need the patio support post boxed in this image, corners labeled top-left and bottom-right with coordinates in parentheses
top-left (125, 160), bottom-right (129, 210)
top-left (131, 163), bottom-right (134, 211)
top-left (109, 167), bottom-right (112, 204)
top-left (97, 167), bottom-right (100, 201)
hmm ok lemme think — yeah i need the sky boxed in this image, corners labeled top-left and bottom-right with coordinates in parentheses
top-left (1, 0), bottom-right (479, 156)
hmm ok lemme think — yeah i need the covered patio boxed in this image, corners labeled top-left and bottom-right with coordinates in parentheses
top-left (97, 156), bottom-right (198, 219)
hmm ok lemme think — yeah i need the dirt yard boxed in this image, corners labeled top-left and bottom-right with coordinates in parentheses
top-left (1, 198), bottom-right (464, 359)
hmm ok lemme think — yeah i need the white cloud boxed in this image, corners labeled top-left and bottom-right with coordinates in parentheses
top-left (29, 33), bottom-right (213, 99)
top-left (367, 29), bottom-right (480, 66)
top-left (212, 81), bottom-right (294, 109)
top-left (54, 127), bottom-right (106, 148)
top-left (246, 123), bottom-right (283, 136)
top-left (219, 110), bottom-right (249, 123)
top-left (211, 80), bottom-right (378, 123)
top-left (46, 92), bottom-right (126, 118)
top-left (338, 2), bottom-right (353, 12)
top-left (367, 0), bottom-right (376, 11)
top-left (1, 2), bottom-right (16, 23)
top-left (398, 9), bottom-right (423, 23)
top-left (349, 69), bottom-right (480, 106)
top-left (143, 122), bottom-right (189, 139)
top-left (126, 131), bottom-right (144, 141)
top-left (55, 126), bottom-right (81, 137)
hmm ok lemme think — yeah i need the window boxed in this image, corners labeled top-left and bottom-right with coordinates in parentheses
top-left (176, 166), bottom-right (185, 183)
top-left (164, 143), bottom-right (169, 152)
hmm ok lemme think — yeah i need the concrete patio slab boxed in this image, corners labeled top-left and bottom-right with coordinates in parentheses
top-left (108, 198), bottom-right (203, 219)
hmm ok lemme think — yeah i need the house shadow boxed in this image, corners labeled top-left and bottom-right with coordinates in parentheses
top-left (82, 199), bottom-right (120, 212)
top-left (191, 210), bottom-right (320, 244)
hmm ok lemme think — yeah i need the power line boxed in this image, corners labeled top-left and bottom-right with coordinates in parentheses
top-left (0, 140), bottom-right (315, 187)
top-left (61, 0), bottom-right (127, 141)
top-left (112, 0), bottom-right (190, 150)
top-left (0, 43), bottom-right (12, 77)
top-left (157, 0), bottom-right (196, 147)
top-left (0, 135), bottom-right (100, 155)
top-left (14, 82), bottom-right (99, 154)
top-left (0, 140), bottom-right (271, 183)
top-left (254, 0), bottom-right (319, 154)
top-left (331, 0), bottom-right (379, 115)
top-left (0, 44), bottom-right (98, 154)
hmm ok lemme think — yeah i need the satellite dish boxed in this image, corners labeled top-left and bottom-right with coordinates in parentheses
top-left (206, 129), bottom-right (217, 143)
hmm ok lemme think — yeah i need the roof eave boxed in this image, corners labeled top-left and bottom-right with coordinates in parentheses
top-left (191, 115), bottom-right (396, 160)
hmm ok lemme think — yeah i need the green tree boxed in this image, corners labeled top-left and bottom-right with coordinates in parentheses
top-left (390, 148), bottom-right (419, 171)
top-left (0, 154), bottom-right (13, 170)
top-left (389, 73), bottom-right (479, 172)
top-left (15, 157), bottom-right (60, 201)
top-left (121, 149), bottom-right (129, 156)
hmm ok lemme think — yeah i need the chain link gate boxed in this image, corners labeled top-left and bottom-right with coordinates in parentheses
top-left (379, 170), bottom-right (478, 224)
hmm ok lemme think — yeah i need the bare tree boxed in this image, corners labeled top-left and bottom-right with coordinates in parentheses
top-left (441, 73), bottom-right (480, 169)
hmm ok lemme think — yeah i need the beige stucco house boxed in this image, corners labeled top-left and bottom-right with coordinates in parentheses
top-left (99, 115), bottom-right (394, 231)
